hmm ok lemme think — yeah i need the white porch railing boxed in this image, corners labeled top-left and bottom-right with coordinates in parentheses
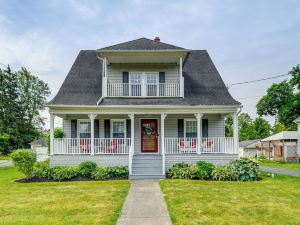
top-left (164, 137), bottom-right (236, 154)
top-left (53, 138), bottom-right (131, 155)
top-left (107, 82), bottom-right (180, 97)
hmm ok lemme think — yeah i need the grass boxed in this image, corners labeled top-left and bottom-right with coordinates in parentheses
top-left (259, 159), bottom-right (300, 172)
top-left (0, 167), bottom-right (130, 225)
top-left (0, 154), bottom-right (11, 160)
top-left (160, 173), bottom-right (300, 225)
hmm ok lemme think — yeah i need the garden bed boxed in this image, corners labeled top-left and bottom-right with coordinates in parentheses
top-left (16, 175), bottom-right (128, 183)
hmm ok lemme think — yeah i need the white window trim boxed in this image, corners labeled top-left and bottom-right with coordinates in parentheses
top-left (184, 119), bottom-right (197, 139)
top-left (110, 119), bottom-right (127, 138)
top-left (77, 119), bottom-right (91, 139)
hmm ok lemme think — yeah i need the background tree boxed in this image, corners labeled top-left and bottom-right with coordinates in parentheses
top-left (0, 65), bottom-right (50, 154)
top-left (257, 65), bottom-right (300, 130)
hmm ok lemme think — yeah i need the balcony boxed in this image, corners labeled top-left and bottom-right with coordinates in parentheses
top-left (107, 82), bottom-right (181, 97)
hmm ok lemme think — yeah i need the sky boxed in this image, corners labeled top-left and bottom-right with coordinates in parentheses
top-left (0, 0), bottom-right (299, 129)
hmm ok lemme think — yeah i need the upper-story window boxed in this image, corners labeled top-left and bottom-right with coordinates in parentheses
top-left (130, 73), bottom-right (142, 96)
top-left (147, 73), bottom-right (158, 96)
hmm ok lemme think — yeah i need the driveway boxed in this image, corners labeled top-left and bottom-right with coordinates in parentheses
top-left (116, 179), bottom-right (172, 225)
top-left (260, 166), bottom-right (300, 177)
top-left (0, 160), bottom-right (13, 167)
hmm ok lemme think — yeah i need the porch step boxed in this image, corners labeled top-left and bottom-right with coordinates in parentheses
top-left (129, 174), bottom-right (165, 180)
top-left (131, 154), bottom-right (163, 179)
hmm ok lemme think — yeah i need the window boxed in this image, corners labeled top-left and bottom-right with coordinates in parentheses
top-left (147, 73), bottom-right (158, 96)
top-left (130, 73), bottom-right (141, 96)
top-left (112, 120), bottom-right (125, 138)
top-left (79, 121), bottom-right (91, 138)
top-left (185, 120), bottom-right (197, 138)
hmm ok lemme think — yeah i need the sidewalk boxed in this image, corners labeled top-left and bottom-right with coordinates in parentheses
top-left (116, 179), bottom-right (172, 225)
top-left (0, 160), bottom-right (13, 167)
top-left (260, 166), bottom-right (300, 177)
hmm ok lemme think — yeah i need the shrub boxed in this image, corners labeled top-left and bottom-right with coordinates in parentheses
top-left (52, 166), bottom-right (79, 181)
top-left (0, 134), bottom-right (12, 155)
top-left (78, 161), bottom-right (97, 177)
top-left (196, 161), bottom-right (215, 180)
top-left (212, 166), bottom-right (237, 181)
top-left (230, 157), bottom-right (259, 181)
top-left (11, 150), bottom-right (36, 178)
top-left (167, 164), bottom-right (198, 179)
top-left (92, 167), bottom-right (110, 180)
top-left (33, 160), bottom-right (53, 179)
top-left (108, 166), bottom-right (128, 178)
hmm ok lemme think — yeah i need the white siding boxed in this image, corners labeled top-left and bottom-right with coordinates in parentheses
top-left (107, 64), bottom-right (180, 83)
top-left (50, 155), bottom-right (128, 167)
top-left (63, 119), bottom-right (71, 138)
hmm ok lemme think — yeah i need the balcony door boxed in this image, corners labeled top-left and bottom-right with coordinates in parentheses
top-left (130, 73), bottom-right (141, 96)
top-left (146, 73), bottom-right (158, 96)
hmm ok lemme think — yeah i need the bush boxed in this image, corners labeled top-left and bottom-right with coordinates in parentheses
top-left (230, 157), bottom-right (259, 181)
top-left (196, 161), bottom-right (215, 180)
top-left (212, 166), bottom-right (237, 181)
top-left (167, 164), bottom-right (198, 179)
top-left (11, 150), bottom-right (36, 178)
top-left (92, 167), bottom-right (110, 180)
top-left (78, 161), bottom-right (97, 177)
top-left (0, 134), bottom-right (12, 155)
top-left (108, 166), bottom-right (129, 178)
top-left (33, 160), bottom-right (53, 179)
top-left (52, 166), bottom-right (79, 181)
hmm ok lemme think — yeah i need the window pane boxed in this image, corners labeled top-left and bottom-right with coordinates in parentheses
top-left (80, 122), bottom-right (91, 138)
top-left (185, 121), bottom-right (197, 138)
top-left (112, 121), bottom-right (125, 138)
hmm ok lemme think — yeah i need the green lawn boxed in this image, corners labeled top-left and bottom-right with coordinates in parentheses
top-left (160, 173), bottom-right (300, 225)
top-left (0, 167), bottom-right (130, 225)
top-left (0, 155), bottom-right (11, 160)
top-left (259, 160), bottom-right (300, 172)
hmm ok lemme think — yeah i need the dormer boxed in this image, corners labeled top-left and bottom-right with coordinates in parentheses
top-left (97, 38), bottom-right (189, 98)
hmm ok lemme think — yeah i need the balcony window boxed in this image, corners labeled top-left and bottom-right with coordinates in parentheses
top-left (130, 73), bottom-right (141, 96)
top-left (147, 73), bottom-right (158, 96)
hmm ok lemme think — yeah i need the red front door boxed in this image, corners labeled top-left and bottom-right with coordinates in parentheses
top-left (141, 119), bottom-right (158, 153)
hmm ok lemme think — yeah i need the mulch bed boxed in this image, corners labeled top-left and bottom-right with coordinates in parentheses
top-left (15, 176), bottom-right (128, 183)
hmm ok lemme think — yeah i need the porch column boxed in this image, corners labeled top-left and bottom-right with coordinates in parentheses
top-left (161, 113), bottom-right (167, 175)
top-left (128, 114), bottom-right (134, 176)
top-left (89, 114), bottom-right (96, 155)
top-left (195, 113), bottom-right (203, 154)
top-left (50, 113), bottom-right (55, 156)
top-left (233, 112), bottom-right (239, 154)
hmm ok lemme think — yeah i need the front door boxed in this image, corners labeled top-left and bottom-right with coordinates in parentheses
top-left (141, 119), bottom-right (158, 153)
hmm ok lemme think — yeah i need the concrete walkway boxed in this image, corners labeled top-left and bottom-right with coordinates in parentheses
top-left (0, 160), bottom-right (13, 167)
top-left (116, 179), bottom-right (172, 225)
top-left (260, 166), bottom-right (300, 177)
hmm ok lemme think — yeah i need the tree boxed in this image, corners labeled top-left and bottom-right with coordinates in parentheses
top-left (257, 65), bottom-right (300, 130)
top-left (225, 113), bottom-right (272, 141)
top-left (0, 65), bottom-right (50, 152)
top-left (272, 122), bottom-right (287, 134)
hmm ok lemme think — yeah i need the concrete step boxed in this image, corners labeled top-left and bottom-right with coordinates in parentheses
top-left (132, 169), bottom-right (163, 174)
top-left (129, 174), bottom-right (165, 180)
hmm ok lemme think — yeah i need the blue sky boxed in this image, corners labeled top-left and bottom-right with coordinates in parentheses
top-left (0, 0), bottom-right (300, 127)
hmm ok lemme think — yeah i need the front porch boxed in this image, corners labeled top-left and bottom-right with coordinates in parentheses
top-left (50, 111), bottom-right (239, 178)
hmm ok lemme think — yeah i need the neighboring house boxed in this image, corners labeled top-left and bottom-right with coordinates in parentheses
top-left (30, 138), bottom-right (46, 149)
top-left (296, 117), bottom-right (300, 157)
top-left (30, 138), bottom-right (49, 162)
top-left (239, 139), bottom-right (262, 158)
top-left (261, 131), bottom-right (298, 162)
top-left (47, 37), bottom-right (241, 179)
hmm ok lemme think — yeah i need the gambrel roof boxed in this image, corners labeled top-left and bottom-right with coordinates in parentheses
top-left (48, 39), bottom-right (240, 107)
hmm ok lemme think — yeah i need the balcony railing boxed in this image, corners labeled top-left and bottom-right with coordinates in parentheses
top-left (53, 138), bottom-right (131, 155)
top-left (107, 82), bottom-right (180, 97)
top-left (164, 137), bottom-right (236, 154)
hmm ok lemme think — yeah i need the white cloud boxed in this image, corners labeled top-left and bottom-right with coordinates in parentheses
top-left (67, 0), bottom-right (102, 19)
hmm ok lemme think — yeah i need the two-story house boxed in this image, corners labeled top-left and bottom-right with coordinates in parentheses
top-left (48, 37), bottom-right (241, 179)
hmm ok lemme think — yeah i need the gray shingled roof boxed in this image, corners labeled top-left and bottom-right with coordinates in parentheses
top-left (49, 46), bottom-right (240, 106)
top-left (239, 139), bottom-right (261, 148)
top-left (99, 38), bottom-right (185, 51)
top-left (48, 50), bottom-right (102, 105)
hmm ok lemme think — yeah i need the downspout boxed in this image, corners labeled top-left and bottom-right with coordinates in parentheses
top-left (97, 55), bottom-right (106, 105)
